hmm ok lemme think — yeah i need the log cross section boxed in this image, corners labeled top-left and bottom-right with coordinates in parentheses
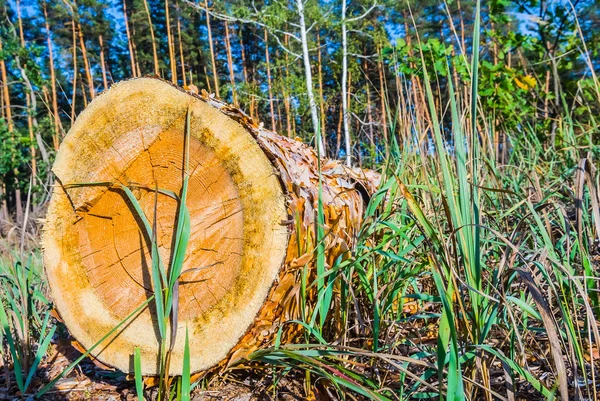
top-left (42, 77), bottom-right (379, 375)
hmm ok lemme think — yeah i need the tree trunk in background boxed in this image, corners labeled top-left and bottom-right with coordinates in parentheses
top-left (341, 0), bottom-right (351, 166)
top-left (296, 0), bottom-right (324, 157)
top-left (377, 48), bottom-right (388, 150)
top-left (26, 94), bottom-right (37, 181)
top-left (78, 24), bottom-right (95, 99)
top-left (165, 0), bottom-right (177, 83)
top-left (283, 34), bottom-right (294, 138)
top-left (99, 35), bottom-right (109, 90)
top-left (16, 0), bottom-right (37, 182)
top-left (336, 106), bottom-right (342, 157)
top-left (142, 0), bottom-right (160, 76)
top-left (176, 0), bottom-right (187, 87)
top-left (43, 1), bottom-right (63, 150)
top-left (224, 21), bottom-right (237, 105)
top-left (204, 0), bottom-right (220, 96)
top-left (317, 31), bottom-right (326, 148)
top-left (0, 38), bottom-right (20, 222)
top-left (364, 59), bottom-right (375, 151)
top-left (239, 33), bottom-right (256, 120)
top-left (81, 80), bottom-right (88, 108)
top-left (203, 63), bottom-right (212, 93)
top-left (43, 77), bottom-right (379, 376)
top-left (70, 20), bottom-right (78, 121)
top-left (264, 29), bottom-right (276, 131)
top-left (122, 0), bottom-right (137, 77)
top-left (0, 184), bottom-right (7, 223)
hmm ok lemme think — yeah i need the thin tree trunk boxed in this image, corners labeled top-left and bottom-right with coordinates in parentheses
top-left (78, 24), bottom-right (95, 99)
top-left (239, 32), bottom-right (252, 118)
top-left (317, 31), bottom-right (326, 149)
top-left (264, 29), bottom-right (276, 131)
top-left (277, 97), bottom-right (284, 134)
top-left (43, 1), bottom-right (63, 150)
top-left (0, 38), bottom-right (20, 222)
top-left (240, 29), bottom-right (249, 84)
top-left (283, 35), bottom-right (292, 138)
top-left (81, 79), bottom-right (88, 108)
top-left (203, 63), bottom-right (212, 93)
top-left (99, 35), bottom-right (109, 91)
top-left (341, 0), bottom-right (351, 166)
top-left (336, 106), bottom-right (343, 157)
top-left (122, 0), bottom-right (137, 77)
top-left (225, 21), bottom-right (237, 105)
top-left (142, 0), bottom-right (160, 75)
top-left (1, 183), bottom-right (8, 223)
top-left (26, 93), bottom-right (37, 180)
top-left (204, 0), bottom-right (220, 96)
top-left (296, 0), bottom-right (325, 156)
top-left (176, 0), bottom-right (187, 87)
top-left (13, 6), bottom-right (28, 222)
top-left (377, 50), bottom-right (388, 148)
top-left (364, 61), bottom-right (375, 151)
top-left (165, 0), bottom-right (177, 83)
top-left (71, 20), bottom-right (78, 121)
top-left (16, 1), bottom-right (37, 180)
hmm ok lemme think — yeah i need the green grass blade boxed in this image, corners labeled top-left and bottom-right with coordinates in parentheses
top-left (181, 328), bottom-right (191, 401)
top-left (37, 296), bottom-right (155, 397)
top-left (134, 347), bottom-right (144, 401)
top-left (24, 313), bottom-right (56, 391)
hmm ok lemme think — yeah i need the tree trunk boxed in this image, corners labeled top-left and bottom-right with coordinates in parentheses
top-left (264, 29), bottom-right (275, 131)
top-left (341, 0), bottom-right (351, 166)
top-left (224, 21), bottom-right (237, 105)
top-left (165, 0), bottom-right (177, 83)
top-left (16, 0), bottom-right (37, 180)
top-left (43, 1), bottom-right (63, 149)
top-left (142, 0), bottom-right (160, 76)
top-left (0, 38), bottom-right (20, 222)
top-left (176, 0), bottom-right (187, 87)
top-left (99, 35), bottom-right (109, 91)
top-left (70, 20), bottom-right (78, 121)
top-left (43, 77), bottom-right (378, 376)
top-left (78, 24), bottom-right (95, 100)
top-left (122, 0), bottom-right (137, 77)
top-left (296, 0), bottom-right (325, 157)
top-left (317, 31), bottom-right (326, 149)
top-left (204, 0), bottom-right (220, 96)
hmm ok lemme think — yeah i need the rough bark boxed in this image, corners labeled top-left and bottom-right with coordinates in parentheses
top-left (43, 77), bottom-right (379, 376)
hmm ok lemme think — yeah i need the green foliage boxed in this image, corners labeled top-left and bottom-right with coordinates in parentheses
top-left (0, 251), bottom-right (54, 395)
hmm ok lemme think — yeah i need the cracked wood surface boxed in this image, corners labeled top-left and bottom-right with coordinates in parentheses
top-left (42, 77), bottom-right (380, 376)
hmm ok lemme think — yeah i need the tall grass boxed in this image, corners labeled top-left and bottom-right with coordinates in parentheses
top-left (0, 248), bottom-right (53, 395)
top-left (247, 5), bottom-right (600, 401)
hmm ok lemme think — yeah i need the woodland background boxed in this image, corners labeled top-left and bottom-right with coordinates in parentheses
top-left (0, 0), bottom-right (598, 225)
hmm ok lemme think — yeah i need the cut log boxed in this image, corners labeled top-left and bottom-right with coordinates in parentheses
top-left (42, 77), bottom-right (379, 375)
